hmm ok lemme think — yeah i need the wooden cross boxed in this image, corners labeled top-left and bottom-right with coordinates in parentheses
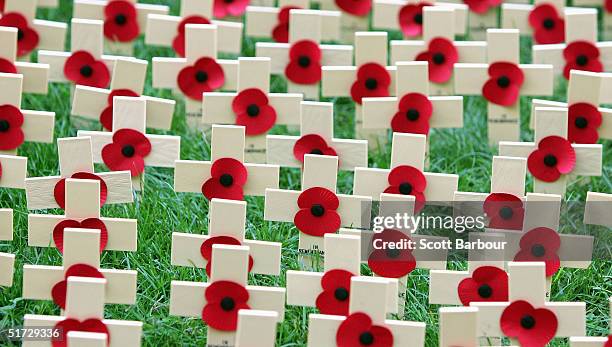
top-left (0, 26), bottom-right (49, 94)
top-left (266, 101), bottom-right (367, 171)
top-left (0, 72), bottom-right (55, 156)
top-left (0, 208), bottom-right (15, 286)
top-left (202, 57), bottom-right (302, 163)
top-left (72, 57), bottom-right (176, 131)
top-left (583, 191), bottom-right (612, 228)
top-left (255, 9), bottom-right (353, 99)
top-left (454, 29), bottom-right (553, 144)
top-left (171, 198), bottom-right (282, 276)
top-left (438, 307), bottom-right (479, 347)
top-left (170, 244), bottom-right (286, 347)
top-left (0, 153), bottom-right (27, 190)
top-left (235, 310), bottom-right (279, 347)
top-left (444, 0), bottom-right (500, 40)
top-left (569, 298), bottom-right (611, 346)
top-left (573, 0), bottom-right (612, 40)
top-left (77, 96), bottom-right (181, 190)
top-left (307, 276), bottom-right (426, 346)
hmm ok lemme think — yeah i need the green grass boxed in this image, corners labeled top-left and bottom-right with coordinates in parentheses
top-left (1, 0), bottom-right (611, 346)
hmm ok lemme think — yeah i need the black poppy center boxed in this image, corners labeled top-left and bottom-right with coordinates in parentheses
top-left (224, 0), bottom-right (234, 3)
top-left (246, 104), bottom-right (260, 117)
top-left (531, 244), bottom-right (546, 257)
top-left (499, 206), bottom-right (514, 220)
top-left (497, 76), bottom-right (511, 88)
top-left (574, 116), bottom-right (588, 129)
top-left (399, 182), bottom-right (413, 195)
top-left (543, 154), bottom-right (557, 167)
top-left (478, 284), bottom-right (493, 298)
top-left (414, 14), bottom-right (423, 25)
top-left (17, 29), bottom-right (24, 41)
top-left (220, 297), bottom-right (235, 311)
top-left (310, 204), bottom-right (325, 217)
top-left (298, 56), bottom-right (311, 68)
top-left (386, 248), bottom-right (401, 259)
top-left (219, 174), bottom-right (234, 187)
top-left (0, 120), bottom-right (9, 132)
top-left (80, 65), bottom-right (93, 78)
top-left (406, 108), bottom-right (420, 121)
top-left (115, 14), bottom-right (127, 26)
top-left (121, 145), bottom-right (135, 158)
top-left (334, 287), bottom-right (349, 301)
top-left (310, 148), bottom-right (323, 155)
top-left (432, 53), bottom-right (445, 65)
top-left (520, 314), bottom-right (536, 329)
top-left (359, 332), bottom-right (374, 346)
top-left (195, 71), bottom-right (208, 83)
top-left (365, 78), bottom-right (378, 90)
top-left (543, 18), bottom-right (555, 30)
top-left (576, 55), bottom-right (589, 66)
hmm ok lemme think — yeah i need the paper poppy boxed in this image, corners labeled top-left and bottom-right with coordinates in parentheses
top-left (334, 0), bottom-right (372, 17)
top-left (568, 102), bottom-right (602, 144)
top-left (415, 37), bottom-right (458, 83)
top-left (294, 187), bottom-right (341, 237)
top-left (285, 40), bottom-right (322, 85)
top-left (201, 158), bottom-right (248, 201)
top-left (53, 172), bottom-right (109, 209)
top-left (50, 263), bottom-right (104, 309)
top-left (52, 218), bottom-right (109, 254)
top-left (336, 312), bottom-right (394, 347)
top-left (172, 15), bottom-right (211, 57)
top-left (52, 318), bottom-right (109, 347)
top-left (202, 280), bottom-right (250, 331)
top-left (101, 128), bottom-right (152, 177)
top-left (606, 0), bottom-right (612, 13)
top-left (390, 92), bottom-right (433, 135)
top-left (213, 0), bottom-right (249, 18)
top-left (232, 88), bottom-right (277, 135)
top-left (398, 2), bottom-right (431, 37)
top-left (200, 235), bottom-right (254, 276)
top-left (99, 89), bottom-right (140, 131)
top-left (528, 3), bottom-right (565, 44)
top-left (367, 229), bottom-right (416, 278)
top-left (563, 41), bottom-right (603, 80)
top-left (177, 57), bottom-right (225, 101)
top-left (0, 12), bottom-right (39, 57)
top-left (500, 300), bottom-right (558, 346)
top-left (463, 0), bottom-right (502, 14)
top-left (64, 50), bottom-right (111, 88)
top-left (0, 104), bottom-right (24, 151)
top-left (103, 0), bottom-right (139, 43)
top-left (457, 266), bottom-right (508, 306)
top-left (483, 193), bottom-right (524, 230)
top-left (350, 63), bottom-right (391, 104)
top-left (527, 136), bottom-right (576, 182)
top-left (482, 62), bottom-right (524, 106)
top-left (272, 6), bottom-right (301, 43)
top-left (0, 58), bottom-right (17, 74)
top-left (293, 134), bottom-right (337, 163)
top-left (383, 165), bottom-right (427, 211)
top-left (514, 227), bottom-right (561, 277)
top-left (315, 269), bottom-right (354, 316)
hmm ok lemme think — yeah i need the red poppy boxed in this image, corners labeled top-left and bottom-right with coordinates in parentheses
top-left (0, 12), bottom-right (39, 57)
top-left (201, 158), bottom-right (248, 201)
top-left (232, 88), bottom-right (277, 135)
top-left (285, 40), bottom-right (322, 85)
top-left (52, 218), bottom-right (109, 254)
top-left (367, 229), bottom-right (416, 278)
top-left (398, 2), bottom-right (431, 37)
top-left (350, 63), bottom-right (391, 104)
top-left (0, 58), bottom-right (17, 74)
top-left (457, 266), bottom-right (508, 306)
top-left (334, 0), bottom-right (372, 17)
top-left (390, 93), bottom-right (433, 135)
top-left (514, 227), bottom-right (561, 277)
top-left (272, 6), bottom-right (301, 43)
top-left (483, 193), bottom-right (524, 230)
top-left (463, 0), bottom-right (502, 14)
top-left (50, 263), bottom-right (104, 309)
top-left (177, 57), bottom-right (225, 101)
top-left (563, 41), bottom-right (603, 80)
top-left (200, 236), bottom-right (254, 276)
top-left (53, 172), bottom-right (109, 209)
top-left (0, 104), bottom-right (24, 151)
top-left (383, 165), bottom-right (427, 211)
top-left (568, 102), bottom-right (602, 144)
top-left (294, 187), bottom-right (341, 237)
top-left (528, 3), bottom-right (565, 44)
top-left (64, 51), bottom-right (111, 88)
top-left (527, 136), bottom-right (576, 182)
top-left (213, 0), bottom-right (249, 18)
top-left (202, 280), bottom-right (250, 331)
top-left (605, 336), bottom-right (612, 347)
top-left (315, 269), bottom-right (354, 316)
top-left (336, 312), bottom-right (394, 347)
top-left (293, 134), bottom-right (337, 163)
top-left (52, 318), bottom-right (109, 347)
top-left (415, 37), bottom-right (458, 83)
top-left (500, 300), bottom-right (558, 346)
top-left (103, 0), bottom-right (139, 43)
top-left (606, 0), bottom-right (612, 13)
top-left (172, 15), bottom-right (211, 57)
top-left (99, 89), bottom-right (140, 131)
top-left (482, 62), bottom-right (524, 106)
top-left (101, 128), bottom-right (152, 177)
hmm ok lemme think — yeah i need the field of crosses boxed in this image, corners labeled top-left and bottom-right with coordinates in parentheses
top-left (0, 0), bottom-right (611, 345)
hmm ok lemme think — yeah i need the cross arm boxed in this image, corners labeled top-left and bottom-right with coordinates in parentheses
top-left (246, 7), bottom-right (340, 42)
top-left (570, 337), bottom-right (609, 346)
top-left (15, 62), bottom-right (50, 94)
top-left (37, 51), bottom-right (117, 83)
top-left (203, 92), bottom-right (302, 126)
top-left (584, 192), bottom-right (612, 227)
top-left (31, 19), bottom-right (67, 51)
top-left (362, 96), bottom-right (463, 129)
top-left (0, 209), bottom-right (11, 241)
top-left (73, 0), bottom-right (169, 33)
top-left (0, 253), bottom-right (15, 286)
top-left (321, 66), bottom-right (397, 97)
top-left (390, 41), bottom-right (487, 65)
top-left (0, 155), bottom-right (27, 189)
top-left (256, 42), bottom-right (353, 74)
top-left (372, 0), bottom-right (467, 35)
top-left (151, 57), bottom-right (238, 90)
top-left (22, 110), bottom-right (55, 144)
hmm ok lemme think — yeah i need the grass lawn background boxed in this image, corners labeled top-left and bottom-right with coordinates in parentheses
top-left (0, 0), bottom-right (610, 345)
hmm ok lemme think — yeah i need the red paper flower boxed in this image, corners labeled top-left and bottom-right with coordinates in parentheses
top-left (514, 227), bottom-right (561, 277)
top-left (232, 88), bottom-right (277, 135)
top-left (463, 0), bottom-right (502, 14)
top-left (457, 266), bottom-right (508, 306)
top-left (390, 93), bottom-right (433, 135)
top-left (285, 40), bottom-right (322, 85)
top-left (563, 41), bottom-right (603, 80)
top-left (336, 312), bottom-right (394, 347)
top-left (99, 89), bottom-right (140, 131)
top-left (568, 102), bottom-right (602, 144)
top-left (213, 0), bottom-right (249, 18)
top-left (177, 57), bottom-right (225, 101)
top-left (0, 104), bottom-right (24, 151)
top-left (527, 136), bottom-right (576, 182)
top-left (52, 218), bottom-right (109, 254)
top-left (350, 63), bottom-right (391, 104)
top-left (398, 2), bottom-right (431, 37)
top-left (528, 3), bottom-right (565, 44)
top-left (483, 193), bottom-right (524, 230)
top-left (101, 128), bottom-right (152, 177)
top-left (500, 300), bottom-right (558, 346)
top-left (272, 6), bottom-right (301, 43)
top-left (51, 264), bottom-right (104, 309)
top-left (172, 15), bottom-right (211, 57)
top-left (294, 187), bottom-right (341, 237)
top-left (335, 0), bottom-right (372, 17)
top-left (383, 165), bottom-right (427, 211)
top-left (367, 229), bottom-right (416, 278)
top-left (605, 336), bottom-right (612, 347)
top-left (416, 37), bottom-right (458, 83)
top-left (606, 0), bottom-right (612, 13)
top-left (202, 280), bottom-right (250, 331)
top-left (103, 0), bottom-right (139, 43)
top-left (201, 158), bottom-right (248, 201)
top-left (482, 62), bottom-right (524, 106)
top-left (53, 172), bottom-right (109, 209)
top-left (200, 235), bottom-right (254, 276)
top-left (64, 51), bottom-right (111, 88)
top-left (293, 134), bottom-right (337, 163)
top-left (0, 58), bottom-right (17, 73)
top-left (0, 12), bottom-right (39, 57)
top-left (53, 318), bottom-right (109, 347)
top-left (315, 269), bottom-right (354, 316)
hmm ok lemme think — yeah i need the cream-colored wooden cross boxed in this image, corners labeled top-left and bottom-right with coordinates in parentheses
top-left (0, 209), bottom-right (15, 286)
top-left (439, 307), bottom-right (479, 347)
top-left (0, 26), bottom-right (48, 94)
top-left (444, 0), bottom-right (500, 40)
top-left (573, 0), bottom-right (612, 40)
top-left (569, 297), bottom-right (611, 346)
top-left (583, 191), bottom-right (612, 228)
top-left (315, 0), bottom-right (370, 42)
top-left (0, 154), bottom-right (27, 190)
top-left (235, 310), bottom-right (279, 347)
